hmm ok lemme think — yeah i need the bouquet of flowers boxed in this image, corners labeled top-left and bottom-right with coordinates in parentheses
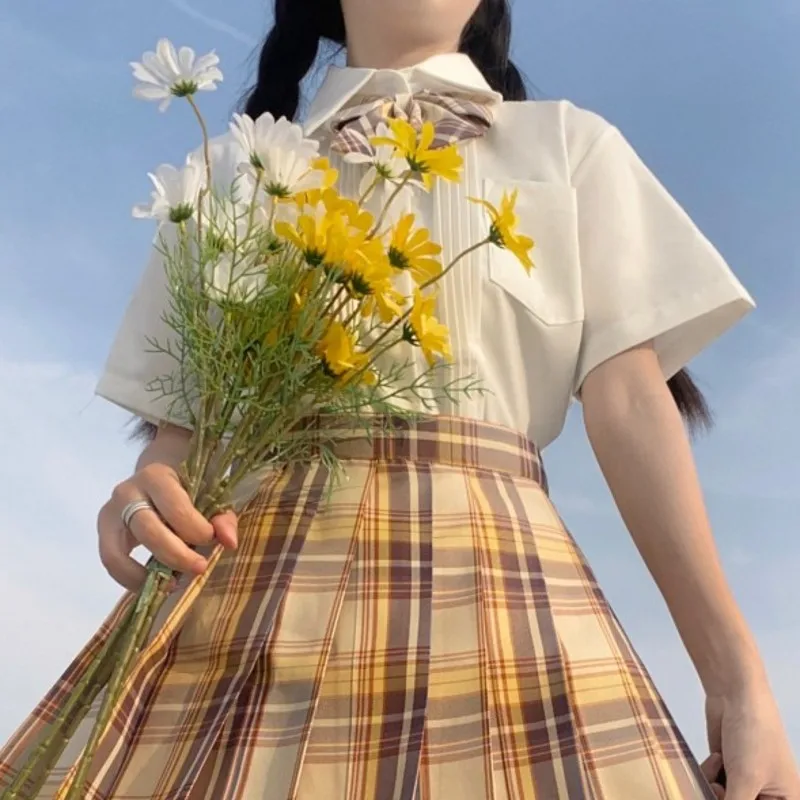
top-left (4, 39), bottom-right (534, 800)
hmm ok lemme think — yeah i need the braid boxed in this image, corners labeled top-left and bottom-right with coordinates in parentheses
top-left (244, 8), bottom-right (322, 121)
top-left (666, 368), bottom-right (713, 432)
top-left (243, 0), bottom-right (346, 122)
top-left (131, 418), bottom-right (158, 443)
top-left (460, 0), bottom-right (527, 101)
top-left (461, 0), bottom-right (712, 432)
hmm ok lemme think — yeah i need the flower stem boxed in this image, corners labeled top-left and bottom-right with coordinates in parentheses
top-left (246, 171), bottom-right (264, 238)
top-left (340, 304), bottom-right (362, 332)
top-left (185, 393), bottom-right (216, 495)
top-left (345, 335), bottom-right (403, 387)
top-left (186, 94), bottom-right (212, 248)
top-left (363, 309), bottom-right (407, 355)
top-left (368, 173), bottom-right (411, 239)
top-left (320, 285), bottom-right (346, 320)
top-left (1, 600), bottom-right (137, 799)
top-left (357, 174), bottom-right (381, 206)
top-left (187, 95), bottom-right (212, 191)
top-left (329, 292), bottom-right (354, 323)
top-left (222, 410), bottom-right (304, 491)
top-left (419, 239), bottom-right (488, 291)
top-left (63, 567), bottom-right (171, 800)
top-left (19, 654), bottom-right (116, 800)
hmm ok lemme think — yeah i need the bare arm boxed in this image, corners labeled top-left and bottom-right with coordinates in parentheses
top-left (134, 423), bottom-right (192, 472)
top-left (580, 342), bottom-right (764, 695)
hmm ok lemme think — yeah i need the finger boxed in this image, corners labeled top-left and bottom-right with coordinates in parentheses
top-left (710, 784), bottom-right (725, 799)
top-left (724, 775), bottom-right (761, 800)
top-left (210, 510), bottom-right (238, 549)
top-left (701, 754), bottom-right (724, 783)
top-left (128, 505), bottom-right (208, 575)
top-left (97, 503), bottom-right (148, 591)
top-left (137, 465), bottom-right (215, 547)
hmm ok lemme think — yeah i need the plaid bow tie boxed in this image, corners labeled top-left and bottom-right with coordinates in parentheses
top-left (328, 91), bottom-right (495, 157)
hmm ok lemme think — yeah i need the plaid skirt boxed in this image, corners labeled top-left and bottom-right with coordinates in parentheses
top-left (1, 416), bottom-right (715, 799)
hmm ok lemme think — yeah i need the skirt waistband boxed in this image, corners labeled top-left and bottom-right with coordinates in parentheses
top-left (308, 415), bottom-right (546, 489)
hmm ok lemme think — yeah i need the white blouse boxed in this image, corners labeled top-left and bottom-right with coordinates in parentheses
top-left (96, 53), bottom-right (755, 449)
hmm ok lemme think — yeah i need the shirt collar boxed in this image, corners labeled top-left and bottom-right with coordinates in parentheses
top-left (304, 53), bottom-right (503, 136)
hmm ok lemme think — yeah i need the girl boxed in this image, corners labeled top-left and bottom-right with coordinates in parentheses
top-left (2, 0), bottom-right (798, 798)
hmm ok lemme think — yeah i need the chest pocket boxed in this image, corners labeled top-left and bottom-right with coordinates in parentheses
top-left (484, 178), bottom-right (584, 326)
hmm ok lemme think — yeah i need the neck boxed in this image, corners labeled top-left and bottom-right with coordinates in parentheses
top-left (345, 39), bottom-right (459, 70)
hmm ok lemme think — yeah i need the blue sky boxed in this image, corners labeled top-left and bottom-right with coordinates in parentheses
top-left (1, 0), bottom-right (798, 761)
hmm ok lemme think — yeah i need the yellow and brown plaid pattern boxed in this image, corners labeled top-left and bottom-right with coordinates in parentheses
top-left (328, 91), bottom-right (495, 157)
top-left (1, 417), bottom-right (716, 799)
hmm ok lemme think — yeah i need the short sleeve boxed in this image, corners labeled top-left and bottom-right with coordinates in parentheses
top-left (94, 225), bottom-right (190, 427)
top-left (572, 124), bottom-right (755, 391)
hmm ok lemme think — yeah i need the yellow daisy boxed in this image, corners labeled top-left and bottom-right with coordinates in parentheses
top-left (323, 188), bottom-right (373, 232)
top-left (275, 209), bottom-right (347, 268)
top-left (316, 320), bottom-right (368, 379)
top-left (341, 234), bottom-right (384, 279)
top-left (292, 187), bottom-right (373, 232)
top-left (372, 119), bottom-right (463, 189)
top-left (276, 187), bottom-right (375, 271)
top-left (388, 214), bottom-right (443, 285)
top-left (403, 289), bottom-right (452, 366)
top-left (470, 189), bottom-right (535, 273)
top-left (310, 156), bottom-right (339, 190)
top-left (342, 245), bottom-right (405, 323)
top-left (360, 278), bottom-right (407, 323)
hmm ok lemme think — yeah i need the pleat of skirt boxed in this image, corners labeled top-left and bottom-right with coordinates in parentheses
top-left (0, 416), bottom-right (716, 800)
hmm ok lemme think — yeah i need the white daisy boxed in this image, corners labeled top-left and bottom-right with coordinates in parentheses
top-left (132, 155), bottom-right (204, 223)
top-left (344, 122), bottom-right (422, 204)
top-left (229, 112), bottom-right (325, 198)
top-left (205, 251), bottom-right (274, 303)
top-left (131, 39), bottom-right (223, 112)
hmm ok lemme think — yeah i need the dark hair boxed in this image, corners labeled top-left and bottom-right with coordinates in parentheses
top-left (133, 0), bottom-right (710, 443)
top-left (242, 0), bottom-right (527, 121)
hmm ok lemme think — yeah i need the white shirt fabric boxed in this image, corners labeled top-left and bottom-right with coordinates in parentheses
top-left (96, 53), bottom-right (755, 449)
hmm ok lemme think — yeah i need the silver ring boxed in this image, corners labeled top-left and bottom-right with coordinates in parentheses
top-left (121, 499), bottom-right (154, 529)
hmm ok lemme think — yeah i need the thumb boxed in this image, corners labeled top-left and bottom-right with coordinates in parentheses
top-left (211, 509), bottom-right (239, 549)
